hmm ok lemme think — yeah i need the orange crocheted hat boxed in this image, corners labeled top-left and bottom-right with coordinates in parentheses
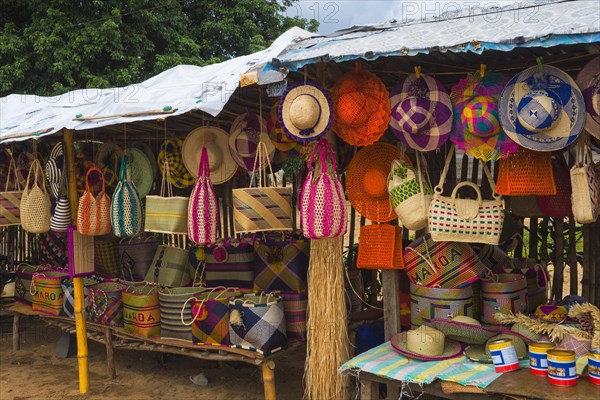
top-left (330, 64), bottom-right (390, 147)
top-left (346, 142), bottom-right (402, 222)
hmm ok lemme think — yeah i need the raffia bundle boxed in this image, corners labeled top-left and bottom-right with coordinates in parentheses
top-left (304, 237), bottom-right (349, 400)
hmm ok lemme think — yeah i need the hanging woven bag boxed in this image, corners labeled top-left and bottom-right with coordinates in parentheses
top-left (536, 156), bottom-right (572, 218)
top-left (20, 158), bottom-right (51, 234)
top-left (50, 163), bottom-right (71, 232)
top-left (0, 155), bottom-right (23, 226)
top-left (111, 155), bottom-right (143, 238)
top-left (300, 138), bottom-right (346, 239)
top-left (187, 147), bottom-right (219, 245)
top-left (570, 136), bottom-right (600, 224)
top-left (77, 167), bottom-right (112, 235)
top-left (356, 224), bottom-right (404, 270)
top-left (495, 147), bottom-right (556, 196)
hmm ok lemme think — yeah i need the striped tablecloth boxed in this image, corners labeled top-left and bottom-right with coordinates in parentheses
top-left (340, 342), bottom-right (530, 388)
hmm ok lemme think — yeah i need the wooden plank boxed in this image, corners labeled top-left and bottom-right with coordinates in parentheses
top-left (104, 328), bottom-right (116, 379)
top-left (591, 220), bottom-right (600, 305)
top-left (359, 378), bottom-right (379, 400)
top-left (529, 218), bottom-right (539, 260)
top-left (552, 219), bottom-right (565, 302)
top-left (582, 224), bottom-right (591, 300)
top-left (382, 270), bottom-right (401, 341)
top-left (568, 217), bottom-right (578, 296)
top-left (12, 313), bottom-right (20, 351)
top-left (261, 361), bottom-right (277, 400)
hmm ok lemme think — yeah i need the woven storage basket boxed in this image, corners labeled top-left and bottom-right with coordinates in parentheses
top-left (357, 224), bottom-right (404, 270)
top-left (20, 159), bottom-right (51, 233)
top-left (88, 281), bottom-right (126, 327)
top-left (94, 237), bottom-right (121, 278)
top-left (536, 157), bottom-right (572, 218)
top-left (31, 270), bottom-right (69, 316)
top-left (61, 276), bottom-right (103, 318)
top-left (495, 147), bottom-right (556, 196)
top-left (481, 273), bottom-right (527, 324)
top-left (122, 284), bottom-right (161, 338)
top-left (280, 291), bottom-right (308, 341)
top-left (159, 287), bottom-right (205, 341)
top-left (118, 237), bottom-right (160, 282)
top-left (410, 283), bottom-right (474, 327)
top-left (570, 138), bottom-right (600, 224)
top-left (187, 288), bottom-right (237, 345)
top-left (15, 264), bottom-right (50, 306)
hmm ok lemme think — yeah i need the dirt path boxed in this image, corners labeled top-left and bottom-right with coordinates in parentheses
top-left (0, 316), bottom-right (306, 400)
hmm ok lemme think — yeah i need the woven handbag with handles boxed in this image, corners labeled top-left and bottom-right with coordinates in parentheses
top-left (495, 147), bottom-right (556, 196)
top-left (570, 136), bottom-right (600, 223)
top-left (300, 138), bottom-right (346, 239)
top-left (77, 167), bottom-right (112, 236)
top-left (429, 145), bottom-right (504, 245)
top-left (388, 152), bottom-right (432, 231)
top-left (188, 147), bottom-right (219, 245)
top-left (181, 287), bottom-right (237, 346)
top-left (111, 155), bottom-right (143, 238)
top-left (232, 142), bottom-right (293, 234)
top-left (145, 160), bottom-right (189, 234)
top-left (122, 284), bottom-right (161, 338)
top-left (0, 156), bottom-right (22, 226)
top-left (31, 270), bottom-right (69, 316)
top-left (356, 224), bottom-right (404, 270)
top-left (50, 163), bottom-right (71, 232)
top-left (20, 158), bottom-right (51, 234)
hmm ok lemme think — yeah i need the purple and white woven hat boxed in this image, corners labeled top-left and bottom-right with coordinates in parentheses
top-left (229, 113), bottom-right (275, 171)
top-left (576, 56), bottom-right (600, 139)
top-left (499, 65), bottom-right (585, 151)
top-left (278, 82), bottom-right (333, 145)
top-left (390, 73), bottom-right (454, 151)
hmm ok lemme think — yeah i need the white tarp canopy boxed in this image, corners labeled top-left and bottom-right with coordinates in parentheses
top-left (0, 27), bottom-right (314, 144)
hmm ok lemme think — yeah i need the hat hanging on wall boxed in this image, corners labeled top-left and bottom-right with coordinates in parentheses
top-left (131, 142), bottom-right (159, 183)
top-left (330, 63), bottom-right (390, 147)
top-left (182, 126), bottom-right (238, 185)
top-left (499, 64), bottom-right (585, 152)
top-left (123, 148), bottom-right (153, 198)
top-left (157, 138), bottom-right (195, 189)
top-left (278, 81), bottom-right (333, 145)
top-left (268, 100), bottom-right (302, 155)
top-left (45, 142), bottom-right (64, 198)
top-left (95, 141), bottom-right (123, 191)
top-left (390, 70), bottom-right (454, 152)
top-left (576, 56), bottom-right (600, 139)
top-left (450, 70), bottom-right (518, 161)
top-left (228, 113), bottom-right (275, 171)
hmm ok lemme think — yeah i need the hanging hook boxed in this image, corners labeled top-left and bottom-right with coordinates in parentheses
top-left (480, 63), bottom-right (486, 78)
top-left (536, 56), bottom-right (544, 72)
top-left (414, 66), bottom-right (421, 79)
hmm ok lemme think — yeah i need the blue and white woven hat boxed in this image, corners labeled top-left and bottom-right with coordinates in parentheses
top-left (499, 65), bottom-right (585, 152)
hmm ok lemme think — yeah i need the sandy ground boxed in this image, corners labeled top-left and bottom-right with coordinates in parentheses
top-left (0, 316), bottom-right (307, 400)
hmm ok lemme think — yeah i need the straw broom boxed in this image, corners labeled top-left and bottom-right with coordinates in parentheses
top-left (304, 236), bottom-right (349, 400)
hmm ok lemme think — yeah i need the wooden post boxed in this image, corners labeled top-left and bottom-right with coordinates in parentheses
top-left (360, 378), bottom-right (379, 400)
top-left (64, 129), bottom-right (90, 394)
top-left (104, 328), bottom-right (116, 379)
top-left (261, 360), bottom-right (276, 400)
top-left (382, 270), bottom-right (401, 341)
top-left (12, 313), bottom-right (20, 351)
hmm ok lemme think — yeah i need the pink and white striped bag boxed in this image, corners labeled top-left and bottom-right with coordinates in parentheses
top-left (188, 147), bottom-right (219, 245)
top-left (300, 138), bottom-right (347, 239)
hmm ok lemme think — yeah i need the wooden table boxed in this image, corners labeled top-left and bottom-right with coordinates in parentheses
top-left (356, 367), bottom-right (600, 400)
top-left (10, 303), bottom-right (287, 400)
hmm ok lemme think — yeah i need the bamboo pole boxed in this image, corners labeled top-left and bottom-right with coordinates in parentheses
top-left (64, 129), bottom-right (90, 394)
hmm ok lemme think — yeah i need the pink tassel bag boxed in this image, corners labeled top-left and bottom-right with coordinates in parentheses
top-left (187, 147), bottom-right (219, 245)
top-left (300, 138), bottom-right (347, 239)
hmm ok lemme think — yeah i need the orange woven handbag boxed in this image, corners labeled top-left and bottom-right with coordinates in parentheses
top-left (357, 224), bottom-right (404, 270)
top-left (495, 147), bottom-right (556, 196)
top-left (77, 167), bottom-right (112, 236)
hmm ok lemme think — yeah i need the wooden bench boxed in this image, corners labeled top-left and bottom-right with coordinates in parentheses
top-left (9, 303), bottom-right (288, 400)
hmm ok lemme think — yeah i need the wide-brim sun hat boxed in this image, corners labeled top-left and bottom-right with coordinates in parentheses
top-left (278, 81), bottom-right (333, 145)
top-left (576, 56), bottom-right (600, 139)
top-left (182, 126), bottom-right (238, 185)
top-left (229, 113), bottom-right (275, 171)
top-left (157, 138), bottom-right (195, 189)
top-left (391, 328), bottom-right (463, 361)
top-left (450, 72), bottom-right (518, 161)
top-left (390, 73), bottom-right (454, 152)
top-left (124, 148), bottom-right (153, 198)
top-left (330, 64), bottom-right (390, 147)
top-left (499, 65), bottom-right (585, 151)
top-left (464, 332), bottom-right (528, 363)
top-left (268, 100), bottom-right (301, 155)
top-left (131, 142), bottom-right (158, 183)
top-left (95, 141), bottom-right (123, 190)
top-left (431, 316), bottom-right (503, 345)
top-left (346, 142), bottom-right (402, 223)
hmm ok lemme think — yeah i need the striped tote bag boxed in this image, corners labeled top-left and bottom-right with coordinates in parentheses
top-left (77, 167), bottom-right (112, 236)
top-left (300, 138), bottom-right (346, 239)
top-left (187, 147), bottom-right (219, 245)
top-left (50, 165), bottom-right (71, 232)
top-left (111, 155), bottom-right (143, 238)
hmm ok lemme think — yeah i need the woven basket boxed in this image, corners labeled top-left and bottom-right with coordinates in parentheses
top-left (570, 138), bottom-right (600, 223)
top-left (31, 270), bottom-right (69, 316)
top-left (357, 224), bottom-right (404, 270)
top-left (20, 159), bottom-right (51, 233)
top-left (158, 287), bottom-right (205, 341)
top-left (280, 291), bottom-right (308, 341)
top-left (88, 281), bottom-right (126, 327)
top-left (122, 284), bottom-right (161, 338)
top-left (481, 273), bottom-right (527, 324)
top-left (410, 283), bottom-right (474, 327)
top-left (496, 147), bottom-right (556, 196)
top-left (15, 264), bottom-right (51, 306)
top-left (536, 157), bottom-right (572, 218)
top-left (77, 167), bottom-right (112, 236)
top-left (94, 237), bottom-right (121, 279)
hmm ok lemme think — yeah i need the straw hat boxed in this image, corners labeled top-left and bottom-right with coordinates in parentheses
top-left (131, 142), bottom-right (158, 182)
top-left (123, 148), bottom-right (153, 198)
top-left (182, 126), bottom-right (238, 185)
top-left (268, 100), bottom-right (302, 155)
top-left (330, 64), bottom-right (390, 147)
top-left (463, 332), bottom-right (528, 363)
top-left (278, 82), bottom-right (333, 144)
top-left (346, 142), bottom-right (402, 223)
top-left (576, 56), bottom-right (600, 139)
top-left (228, 113), bottom-right (275, 171)
top-left (431, 316), bottom-right (503, 345)
top-left (450, 72), bottom-right (518, 161)
top-left (390, 73), bottom-right (454, 152)
top-left (157, 138), bottom-right (195, 188)
top-left (95, 141), bottom-right (123, 189)
top-left (391, 325), bottom-right (463, 361)
top-left (499, 65), bottom-right (585, 151)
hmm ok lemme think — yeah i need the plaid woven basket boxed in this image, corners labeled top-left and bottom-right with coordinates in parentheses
top-left (88, 281), bottom-right (126, 327)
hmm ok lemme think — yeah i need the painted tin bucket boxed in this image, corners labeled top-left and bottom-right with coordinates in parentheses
top-left (489, 338), bottom-right (520, 372)
top-left (529, 342), bottom-right (555, 376)
top-left (588, 348), bottom-right (600, 385)
top-left (547, 349), bottom-right (577, 386)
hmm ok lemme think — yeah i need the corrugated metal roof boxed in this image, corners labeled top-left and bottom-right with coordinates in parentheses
top-left (273, 0), bottom-right (600, 71)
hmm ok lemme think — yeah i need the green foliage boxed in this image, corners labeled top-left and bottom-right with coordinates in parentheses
top-left (0, 0), bottom-right (318, 96)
